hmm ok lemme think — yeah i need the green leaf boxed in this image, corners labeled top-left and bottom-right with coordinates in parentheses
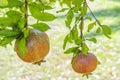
top-left (20, 6), bottom-right (27, 13)
top-left (0, 36), bottom-right (16, 47)
top-left (6, 10), bottom-right (22, 18)
top-left (17, 17), bottom-right (26, 29)
top-left (7, 0), bottom-right (23, 8)
top-left (85, 16), bottom-right (92, 21)
top-left (71, 26), bottom-right (78, 40)
top-left (6, 10), bottom-right (22, 25)
top-left (89, 0), bottom-right (94, 2)
top-left (75, 15), bottom-right (81, 23)
top-left (0, 30), bottom-right (20, 37)
top-left (63, 34), bottom-right (71, 49)
top-left (65, 9), bottom-right (74, 28)
top-left (101, 25), bottom-right (111, 38)
top-left (23, 29), bottom-right (29, 38)
top-left (64, 47), bottom-right (79, 54)
top-left (64, 0), bottom-right (72, 7)
top-left (81, 5), bottom-right (87, 16)
top-left (87, 22), bottom-right (96, 32)
top-left (87, 38), bottom-right (97, 43)
top-left (56, 8), bottom-right (68, 13)
top-left (28, 0), bottom-right (32, 2)
top-left (73, 5), bottom-right (81, 13)
top-left (17, 37), bottom-right (26, 57)
top-left (73, 0), bottom-right (83, 6)
top-left (37, 12), bottom-right (56, 21)
top-left (0, 0), bottom-right (24, 8)
top-left (0, 17), bottom-right (12, 27)
top-left (0, 0), bottom-right (8, 7)
top-left (75, 38), bottom-right (82, 45)
top-left (97, 60), bottom-right (101, 64)
top-left (31, 23), bottom-right (50, 32)
top-left (29, 2), bottom-right (52, 11)
top-left (82, 43), bottom-right (89, 55)
top-left (96, 27), bottom-right (101, 33)
top-left (44, 5), bottom-right (53, 10)
top-left (63, 32), bottom-right (74, 49)
top-left (29, 2), bottom-right (43, 12)
top-left (29, 3), bottom-right (56, 21)
top-left (30, 11), bottom-right (56, 21)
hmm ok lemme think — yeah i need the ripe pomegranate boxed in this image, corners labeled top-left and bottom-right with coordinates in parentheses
top-left (15, 29), bottom-right (49, 63)
top-left (72, 52), bottom-right (98, 74)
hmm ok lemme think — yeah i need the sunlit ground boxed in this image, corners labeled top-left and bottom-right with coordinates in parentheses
top-left (0, 0), bottom-right (120, 80)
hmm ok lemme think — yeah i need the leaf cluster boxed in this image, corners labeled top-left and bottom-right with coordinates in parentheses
top-left (0, 0), bottom-right (111, 57)
top-left (61, 0), bottom-right (111, 55)
top-left (0, 0), bottom-right (56, 56)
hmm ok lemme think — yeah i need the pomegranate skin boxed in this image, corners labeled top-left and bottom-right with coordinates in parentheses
top-left (72, 52), bottom-right (98, 74)
top-left (15, 29), bottom-right (50, 63)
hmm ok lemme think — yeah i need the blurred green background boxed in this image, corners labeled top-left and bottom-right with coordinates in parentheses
top-left (0, 0), bottom-right (120, 80)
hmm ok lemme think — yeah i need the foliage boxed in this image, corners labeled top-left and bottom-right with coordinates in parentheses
top-left (0, 0), bottom-right (111, 77)
top-left (0, 0), bottom-right (56, 56)
top-left (59, 0), bottom-right (111, 55)
top-left (0, 0), bottom-right (120, 79)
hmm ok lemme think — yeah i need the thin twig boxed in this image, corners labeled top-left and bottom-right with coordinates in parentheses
top-left (79, 0), bottom-right (86, 47)
top-left (86, 2), bottom-right (102, 26)
top-left (24, 0), bottom-right (28, 28)
top-left (80, 17), bottom-right (84, 41)
top-left (39, 0), bottom-right (44, 5)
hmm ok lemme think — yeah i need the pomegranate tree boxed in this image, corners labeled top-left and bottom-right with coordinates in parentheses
top-left (0, 0), bottom-right (55, 64)
top-left (63, 0), bottom-right (111, 77)
top-left (0, 0), bottom-right (111, 78)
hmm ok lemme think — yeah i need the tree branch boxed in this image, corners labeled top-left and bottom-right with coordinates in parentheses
top-left (24, 0), bottom-right (28, 28)
top-left (86, 2), bottom-right (102, 26)
top-left (39, 0), bottom-right (44, 5)
top-left (79, 0), bottom-right (86, 47)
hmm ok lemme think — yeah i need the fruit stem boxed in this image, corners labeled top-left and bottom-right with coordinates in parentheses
top-left (24, 0), bottom-right (28, 28)
top-left (82, 73), bottom-right (92, 78)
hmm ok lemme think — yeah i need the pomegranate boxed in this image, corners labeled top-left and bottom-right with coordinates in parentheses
top-left (15, 29), bottom-right (49, 63)
top-left (72, 52), bottom-right (98, 74)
